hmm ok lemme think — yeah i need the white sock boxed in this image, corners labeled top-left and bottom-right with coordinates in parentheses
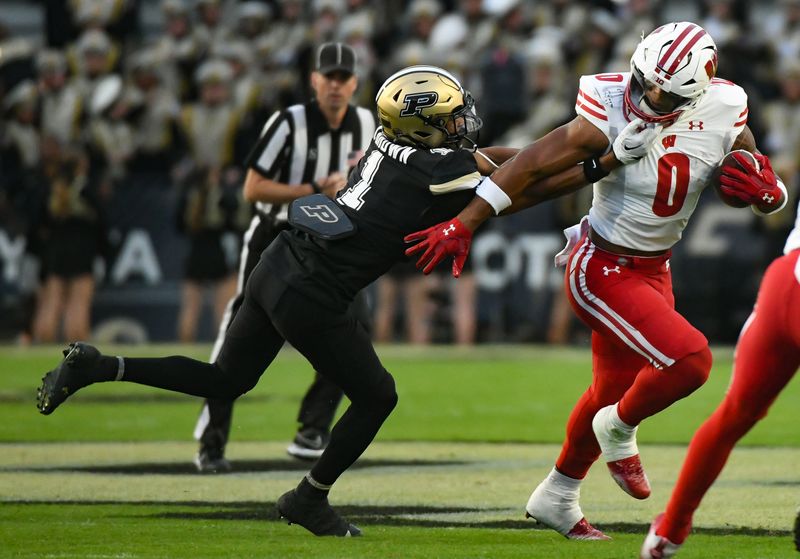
top-left (610, 403), bottom-right (637, 432)
top-left (547, 467), bottom-right (582, 493)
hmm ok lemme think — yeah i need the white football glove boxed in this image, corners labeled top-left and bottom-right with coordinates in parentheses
top-left (612, 118), bottom-right (663, 165)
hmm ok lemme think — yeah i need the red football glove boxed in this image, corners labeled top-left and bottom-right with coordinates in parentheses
top-left (404, 217), bottom-right (473, 277)
top-left (718, 153), bottom-right (783, 211)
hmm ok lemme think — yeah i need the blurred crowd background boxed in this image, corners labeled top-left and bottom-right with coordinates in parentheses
top-left (1, 0), bottom-right (799, 346)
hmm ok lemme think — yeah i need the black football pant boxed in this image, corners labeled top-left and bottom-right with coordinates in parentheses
top-left (120, 258), bottom-right (396, 486)
top-left (196, 217), bottom-right (367, 452)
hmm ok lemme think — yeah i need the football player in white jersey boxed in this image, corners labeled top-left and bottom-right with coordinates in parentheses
top-left (406, 22), bottom-right (788, 540)
top-left (639, 198), bottom-right (800, 558)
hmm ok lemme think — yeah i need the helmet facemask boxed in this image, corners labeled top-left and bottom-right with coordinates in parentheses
top-left (626, 63), bottom-right (694, 123)
top-left (418, 91), bottom-right (483, 149)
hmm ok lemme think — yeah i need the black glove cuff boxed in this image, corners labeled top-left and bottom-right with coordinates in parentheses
top-left (583, 156), bottom-right (610, 183)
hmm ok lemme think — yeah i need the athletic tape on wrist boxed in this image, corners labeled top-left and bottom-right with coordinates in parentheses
top-left (475, 177), bottom-right (512, 215)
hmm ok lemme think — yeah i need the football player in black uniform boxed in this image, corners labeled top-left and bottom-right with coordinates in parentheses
top-left (36, 66), bottom-right (633, 537)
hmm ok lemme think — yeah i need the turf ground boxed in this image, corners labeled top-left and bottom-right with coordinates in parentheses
top-left (1, 344), bottom-right (799, 558)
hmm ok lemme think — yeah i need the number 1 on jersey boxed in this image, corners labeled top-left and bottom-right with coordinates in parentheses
top-left (340, 151), bottom-right (384, 210)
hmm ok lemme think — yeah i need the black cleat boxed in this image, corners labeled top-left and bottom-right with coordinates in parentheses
top-left (286, 428), bottom-right (329, 461)
top-left (37, 342), bottom-right (101, 415)
top-left (194, 447), bottom-right (232, 473)
top-left (276, 489), bottom-right (361, 537)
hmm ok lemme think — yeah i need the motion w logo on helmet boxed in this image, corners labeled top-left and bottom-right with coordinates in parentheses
top-left (400, 92), bottom-right (439, 117)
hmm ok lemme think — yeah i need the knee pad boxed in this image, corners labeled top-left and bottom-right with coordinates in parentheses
top-left (674, 346), bottom-right (713, 388)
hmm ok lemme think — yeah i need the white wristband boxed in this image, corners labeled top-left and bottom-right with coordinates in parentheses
top-left (475, 176), bottom-right (512, 215)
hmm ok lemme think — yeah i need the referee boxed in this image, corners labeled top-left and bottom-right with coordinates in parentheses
top-left (193, 42), bottom-right (376, 472)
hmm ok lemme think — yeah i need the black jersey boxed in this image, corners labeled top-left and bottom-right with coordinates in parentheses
top-left (263, 130), bottom-right (482, 310)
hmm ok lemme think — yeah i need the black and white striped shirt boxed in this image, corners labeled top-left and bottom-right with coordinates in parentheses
top-left (245, 101), bottom-right (376, 222)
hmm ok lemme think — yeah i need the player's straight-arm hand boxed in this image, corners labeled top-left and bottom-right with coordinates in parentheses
top-left (404, 117), bottom-right (662, 276)
top-left (242, 169), bottom-right (346, 204)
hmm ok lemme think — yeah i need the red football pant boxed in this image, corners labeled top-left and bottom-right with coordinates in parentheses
top-left (659, 249), bottom-right (800, 544)
top-left (556, 237), bottom-right (711, 479)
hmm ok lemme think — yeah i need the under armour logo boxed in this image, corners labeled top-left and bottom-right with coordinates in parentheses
top-left (763, 193), bottom-right (774, 204)
top-left (300, 204), bottom-right (339, 223)
top-left (443, 224), bottom-right (456, 236)
top-left (688, 120), bottom-right (704, 131)
top-left (603, 266), bottom-right (620, 276)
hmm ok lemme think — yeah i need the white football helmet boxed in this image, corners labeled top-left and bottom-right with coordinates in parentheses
top-left (624, 22), bottom-right (718, 124)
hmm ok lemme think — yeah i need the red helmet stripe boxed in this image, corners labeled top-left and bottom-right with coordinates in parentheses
top-left (738, 108), bottom-right (748, 118)
top-left (665, 29), bottom-right (707, 74)
top-left (578, 89), bottom-right (605, 110)
top-left (657, 24), bottom-right (698, 71)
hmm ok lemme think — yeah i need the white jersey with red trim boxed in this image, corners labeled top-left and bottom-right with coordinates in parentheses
top-left (576, 72), bottom-right (748, 251)
top-left (784, 200), bottom-right (800, 254)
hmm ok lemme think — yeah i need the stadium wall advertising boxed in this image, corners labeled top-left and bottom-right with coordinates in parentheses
top-left (0, 182), bottom-right (778, 343)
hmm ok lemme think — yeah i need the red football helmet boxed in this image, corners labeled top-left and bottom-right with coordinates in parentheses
top-left (624, 22), bottom-right (718, 124)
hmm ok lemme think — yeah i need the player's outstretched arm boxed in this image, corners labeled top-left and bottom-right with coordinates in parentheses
top-left (501, 149), bottom-right (621, 215)
top-left (473, 147), bottom-right (520, 175)
top-left (404, 118), bottom-right (661, 275)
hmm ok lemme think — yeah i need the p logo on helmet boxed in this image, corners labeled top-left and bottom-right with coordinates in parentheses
top-left (374, 65), bottom-right (482, 149)
top-left (400, 92), bottom-right (439, 117)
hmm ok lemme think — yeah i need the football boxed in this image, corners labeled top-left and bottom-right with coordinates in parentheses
top-left (710, 149), bottom-right (761, 208)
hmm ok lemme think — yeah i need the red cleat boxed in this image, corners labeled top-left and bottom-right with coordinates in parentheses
top-left (565, 518), bottom-right (611, 541)
top-left (607, 455), bottom-right (651, 499)
top-left (593, 404), bottom-right (651, 499)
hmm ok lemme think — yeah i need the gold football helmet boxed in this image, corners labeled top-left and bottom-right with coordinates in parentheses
top-left (375, 65), bottom-right (482, 149)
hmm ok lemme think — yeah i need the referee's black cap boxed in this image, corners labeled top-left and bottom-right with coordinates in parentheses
top-left (316, 42), bottom-right (356, 76)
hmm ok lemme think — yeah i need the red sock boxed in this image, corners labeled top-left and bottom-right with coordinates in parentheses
top-left (659, 398), bottom-right (756, 543)
top-left (617, 346), bottom-right (712, 426)
top-left (555, 388), bottom-right (600, 479)
top-left (556, 334), bottom-right (645, 479)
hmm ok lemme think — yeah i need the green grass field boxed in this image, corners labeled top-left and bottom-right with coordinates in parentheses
top-left (2, 344), bottom-right (799, 558)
